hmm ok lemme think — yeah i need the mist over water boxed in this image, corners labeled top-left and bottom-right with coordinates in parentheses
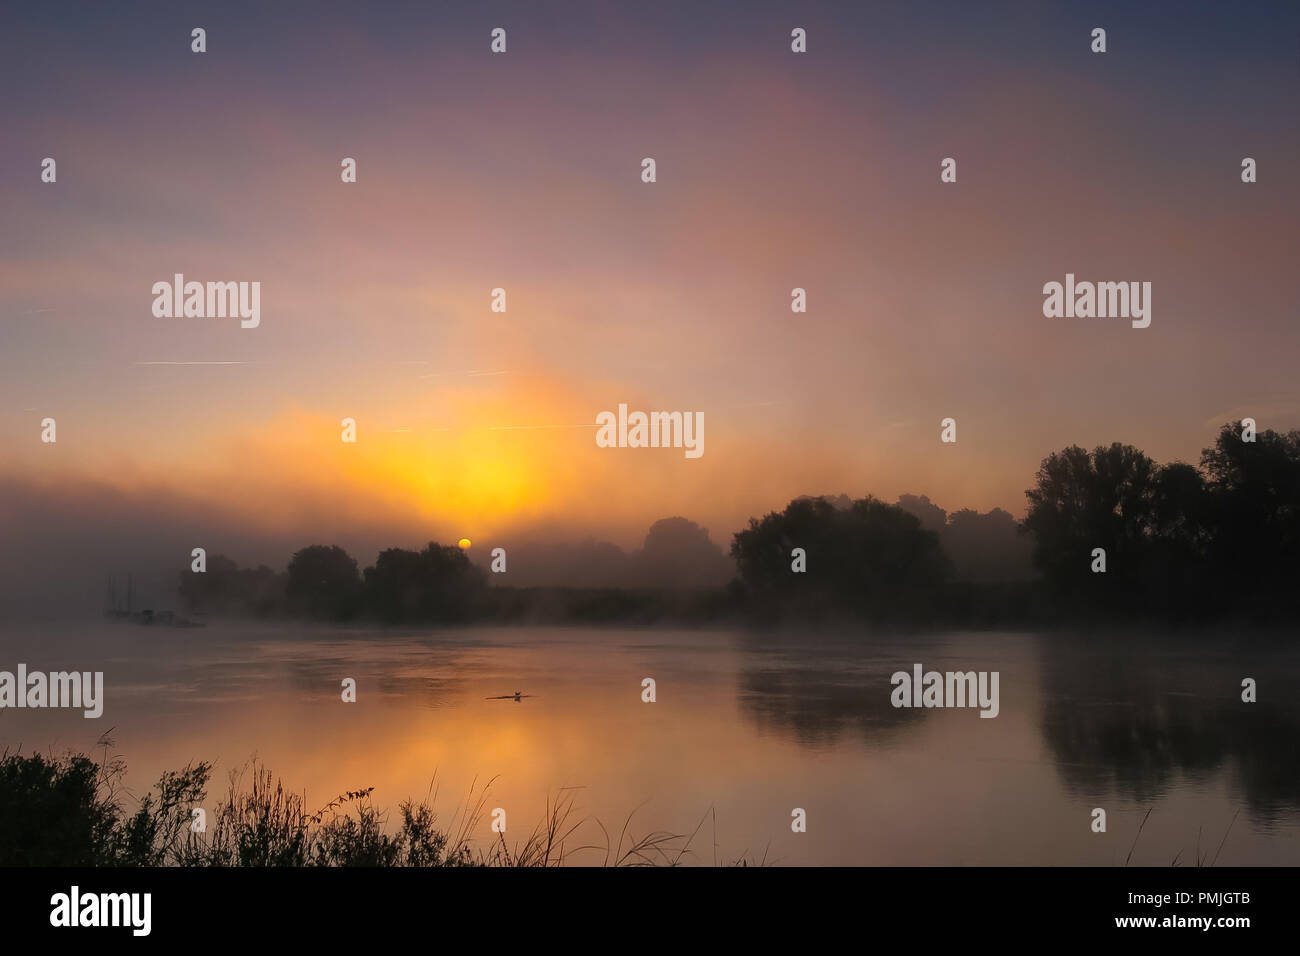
top-left (4, 620), bottom-right (1295, 865)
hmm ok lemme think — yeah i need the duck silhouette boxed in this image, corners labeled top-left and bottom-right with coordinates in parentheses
top-left (485, 691), bottom-right (534, 701)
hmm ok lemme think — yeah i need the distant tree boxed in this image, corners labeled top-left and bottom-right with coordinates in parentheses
top-left (494, 539), bottom-right (631, 588)
top-left (178, 553), bottom-right (242, 612)
top-left (286, 545), bottom-right (363, 620)
top-left (795, 493), bottom-right (853, 512)
top-left (237, 564), bottom-right (289, 616)
top-left (633, 517), bottom-right (734, 588)
top-left (896, 494), bottom-right (947, 534)
top-left (730, 495), bottom-right (950, 618)
top-left (942, 507), bottom-right (1035, 582)
top-left (363, 542), bottom-right (486, 623)
top-left (178, 555), bottom-right (286, 617)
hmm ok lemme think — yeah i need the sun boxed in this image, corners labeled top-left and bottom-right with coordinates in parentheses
top-left (457, 538), bottom-right (472, 550)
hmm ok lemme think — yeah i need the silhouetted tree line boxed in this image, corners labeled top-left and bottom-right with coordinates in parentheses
top-left (729, 423), bottom-right (1300, 625)
top-left (480, 517), bottom-right (735, 588)
top-left (1021, 423), bottom-right (1300, 622)
top-left (180, 542), bottom-right (486, 623)
top-left (894, 494), bottom-right (1033, 583)
top-left (729, 495), bottom-right (953, 624)
top-left (178, 423), bottom-right (1300, 626)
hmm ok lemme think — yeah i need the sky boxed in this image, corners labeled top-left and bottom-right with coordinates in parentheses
top-left (2, 0), bottom-right (1298, 604)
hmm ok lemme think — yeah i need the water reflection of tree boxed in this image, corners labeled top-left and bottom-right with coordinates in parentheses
top-left (1038, 640), bottom-right (1300, 820)
top-left (281, 642), bottom-right (475, 708)
top-left (735, 640), bottom-right (927, 750)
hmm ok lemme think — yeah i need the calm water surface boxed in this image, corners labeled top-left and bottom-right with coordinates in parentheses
top-left (3, 622), bottom-right (1298, 865)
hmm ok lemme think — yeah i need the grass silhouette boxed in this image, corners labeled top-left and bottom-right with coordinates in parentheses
top-left (0, 735), bottom-right (765, 867)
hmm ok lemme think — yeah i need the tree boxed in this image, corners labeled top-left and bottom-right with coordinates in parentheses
top-left (942, 507), bottom-right (1034, 582)
top-left (730, 495), bottom-right (950, 618)
top-left (1200, 423), bottom-right (1300, 608)
top-left (1143, 461), bottom-right (1212, 616)
top-left (1022, 443), bottom-right (1159, 609)
top-left (363, 542), bottom-right (486, 623)
top-left (179, 555), bottom-right (286, 617)
top-left (896, 494), bottom-right (947, 534)
top-left (285, 545), bottom-right (363, 620)
top-left (633, 516), bottom-right (734, 588)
